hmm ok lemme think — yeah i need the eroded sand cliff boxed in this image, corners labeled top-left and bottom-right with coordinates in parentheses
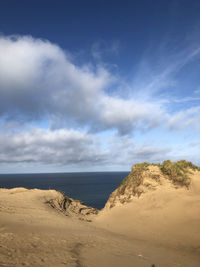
top-left (0, 160), bottom-right (200, 266)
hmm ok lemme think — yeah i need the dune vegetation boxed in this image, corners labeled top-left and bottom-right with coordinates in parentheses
top-left (118, 160), bottom-right (200, 190)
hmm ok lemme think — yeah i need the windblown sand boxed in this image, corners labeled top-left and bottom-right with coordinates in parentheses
top-left (0, 171), bottom-right (200, 267)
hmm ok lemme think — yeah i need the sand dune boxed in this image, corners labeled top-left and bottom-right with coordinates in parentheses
top-left (95, 168), bottom-right (200, 246)
top-left (0, 163), bottom-right (200, 266)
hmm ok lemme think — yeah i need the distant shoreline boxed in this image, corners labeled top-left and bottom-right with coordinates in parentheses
top-left (0, 171), bottom-right (129, 210)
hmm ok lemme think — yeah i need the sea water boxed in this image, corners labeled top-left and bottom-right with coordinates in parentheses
top-left (0, 172), bottom-right (129, 209)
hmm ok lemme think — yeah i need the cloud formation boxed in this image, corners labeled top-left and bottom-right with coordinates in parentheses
top-left (168, 106), bottom-right (200, 130)
top-left (0, 127), bottom-right (173, 171)
top-left (0, 35), bottom-right (164, 135)
top-left (0, 34), bottom-right (200, 171)
top-left (0, 128), bottom-right (107, 166)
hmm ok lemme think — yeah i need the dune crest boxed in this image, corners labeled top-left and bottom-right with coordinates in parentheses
top-left (95, 160), bottom-right (200, 250)
top-left (104, 160), bottom-right (200, 209)
top-left (0, 160), bottom-right (200, 266)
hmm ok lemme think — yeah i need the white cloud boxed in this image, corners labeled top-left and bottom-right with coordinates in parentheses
top-left (0, 35), bottom-right (165, 135)
top-left (127, 145), bottom-right (171, 163)
top-left (99, 95), bottom-right (164, 134)
top-left (0, 127), bottom-right (173, 171)
top-left (0, 128), bottom-right (108, 166)
top-left (168, 106), bottom-right (200, 130)
top-left (0, 34), bottom-right (200, 171)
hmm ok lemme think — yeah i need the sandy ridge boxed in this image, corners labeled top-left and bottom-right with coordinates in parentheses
top-left (0, 167), bottom-right (200, 266)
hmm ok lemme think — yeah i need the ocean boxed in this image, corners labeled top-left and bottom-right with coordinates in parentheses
top-left (0, 172), bottom-right (129, 210)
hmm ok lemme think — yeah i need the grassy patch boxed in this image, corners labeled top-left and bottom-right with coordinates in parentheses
top-left (118, 160), bottom-right (200, 191)
top-left (117, 162), bottom-right (151, 195)
top-left (132, 162), bottom-right (151, 171)
top-left (160, 160), bottom-right (199, 187)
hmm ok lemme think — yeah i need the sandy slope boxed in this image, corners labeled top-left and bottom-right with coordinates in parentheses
top-left (0, 171), bottom-right (200, 267)
top-left (94, 169), bottom-right (200, 265)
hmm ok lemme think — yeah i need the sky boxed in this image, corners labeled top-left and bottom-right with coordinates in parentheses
top-left (0, 0), bottom-right (200, 173)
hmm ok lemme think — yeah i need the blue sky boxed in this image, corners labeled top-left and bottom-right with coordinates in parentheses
top-left (0, 0), bottom-right (200, 173)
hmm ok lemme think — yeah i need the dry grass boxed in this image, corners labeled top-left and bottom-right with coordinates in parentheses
top-left (160, 160), bottom-right (199, 187)
top-left (117, 162), bottom-right (150, 196)
top-left (118, 160), bottom-right (200, 190)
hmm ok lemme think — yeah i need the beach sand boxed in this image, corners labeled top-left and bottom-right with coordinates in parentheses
top-left (0, 171), bottom-right (200, 267)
